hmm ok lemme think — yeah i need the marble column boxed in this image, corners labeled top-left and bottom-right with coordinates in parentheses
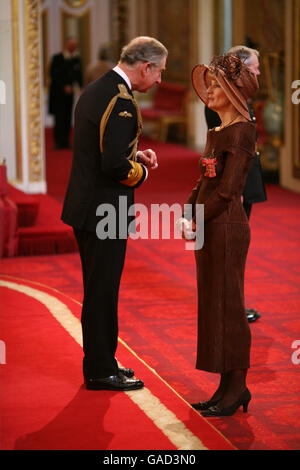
top-left (0, 0), bottom-right (46, 194)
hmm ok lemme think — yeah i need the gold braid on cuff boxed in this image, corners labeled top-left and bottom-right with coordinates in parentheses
top-left (120, 160), bottom-right (144, 187)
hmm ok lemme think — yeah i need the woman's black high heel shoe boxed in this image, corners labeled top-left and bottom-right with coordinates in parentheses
top-left (191, 399), bottom-right (220, 411)
top-left (201, 388), bottom-right (251, 417)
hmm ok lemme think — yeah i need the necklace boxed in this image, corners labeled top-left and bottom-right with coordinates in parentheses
top-left (219, 113), bottom-right (240, 130)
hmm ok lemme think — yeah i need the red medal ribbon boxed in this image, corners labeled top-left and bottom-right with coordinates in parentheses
top-left (202, 157), bottom-right (217, 177)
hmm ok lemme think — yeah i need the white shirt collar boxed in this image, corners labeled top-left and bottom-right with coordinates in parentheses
top-left (113, 65), bottom-right (132, 90)
top-left (63, 50), bottom-right (78, 59)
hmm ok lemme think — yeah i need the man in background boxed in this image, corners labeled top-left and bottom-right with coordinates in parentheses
top-left (49, 37), bottom-right (83, 149)
top-left (84, 43), bottom-right (115, 87)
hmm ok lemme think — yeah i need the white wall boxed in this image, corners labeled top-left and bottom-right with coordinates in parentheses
top-left (0, 0), bottom-right (17, 180)
top-left (191, 0), bottom-right (215, 151)
top-left (41, 0), bottom-right (111, 126)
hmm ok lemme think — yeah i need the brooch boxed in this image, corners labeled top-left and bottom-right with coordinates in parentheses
top-left (119, 111), bottom-right (133, 118)
top-left (202, 157), bottom-right (217, 177)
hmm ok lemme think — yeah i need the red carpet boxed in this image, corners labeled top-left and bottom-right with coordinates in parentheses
top-left (45, 130), bottom-right (74, 204)
top-left (1, 128), bottom-right (300, 450)
top-left (0, 276), bottom-right (234, 451)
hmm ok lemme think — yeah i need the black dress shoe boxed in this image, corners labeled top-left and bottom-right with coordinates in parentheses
top-left (201, 389), bottom-right (251, 417)
top-left (118, 367), bottom-right (134, 378)
top-left (246, 308), bottom-right (261, 323)
top-left (191, 399), bottom-right (220, 411)
top-left (85, 374), bottom-right (144, 391)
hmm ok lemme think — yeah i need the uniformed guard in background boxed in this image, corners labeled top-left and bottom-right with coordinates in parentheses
top-left (62, 36), bottom-right (167, 391)
top-left (49, 37), bottom-right (83, 149)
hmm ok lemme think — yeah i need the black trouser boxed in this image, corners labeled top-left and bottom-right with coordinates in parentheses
top-left (53, 94), bottom-right (73, 148)
top-left (243, 200), bottom-right (252, 220)
top-left (74, 229), bottom-right (128, 379)
top-left (243, 200), bottom-right (255, 315)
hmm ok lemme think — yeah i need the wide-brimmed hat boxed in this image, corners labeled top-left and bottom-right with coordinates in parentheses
top-left (191, 54), bottom-right (259, 121)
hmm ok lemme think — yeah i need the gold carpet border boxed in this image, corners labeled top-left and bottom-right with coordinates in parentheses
top-left (0, 278), bottom-right (209, 451)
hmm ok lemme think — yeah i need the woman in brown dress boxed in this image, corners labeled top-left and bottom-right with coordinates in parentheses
top-left (182, 54), bottom-right (258, 417)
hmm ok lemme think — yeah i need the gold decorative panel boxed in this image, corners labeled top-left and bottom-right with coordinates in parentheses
top-left (156, 0), bottom-right (191, 84)
top-left (24, 0), bottom-right (43, 182)
top-left (111, 0), bottom-right (129, 59)
top-left (239, 0), bottom-right (286, 177)
top-left (12, 0), bottom-right (22, 180)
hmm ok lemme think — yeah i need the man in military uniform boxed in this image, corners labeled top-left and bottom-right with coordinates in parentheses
top-left (61, 37), bottom-right (167, 391)
top-left (204, 45), bottom-right (267, 323)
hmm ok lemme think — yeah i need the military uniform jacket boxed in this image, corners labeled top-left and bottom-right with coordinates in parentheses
top-left (61, 70), bottom-right (147, 232)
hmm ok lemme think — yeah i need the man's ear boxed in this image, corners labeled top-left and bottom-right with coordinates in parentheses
top-left (141, 62), bottom-right (152, 76)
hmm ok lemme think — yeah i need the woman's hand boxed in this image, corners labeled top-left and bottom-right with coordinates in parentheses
top-left (175, 217), bottom-right (196, 241)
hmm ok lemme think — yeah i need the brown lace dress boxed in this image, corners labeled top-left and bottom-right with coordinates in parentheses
top-left (187, 122), bottom-right (256, 373)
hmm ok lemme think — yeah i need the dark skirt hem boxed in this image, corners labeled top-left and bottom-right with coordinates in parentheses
top-left (195, 363), bottom-right (250, 374)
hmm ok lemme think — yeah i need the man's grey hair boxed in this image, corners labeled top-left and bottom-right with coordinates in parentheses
top-left (120, 36), bottom-right (168, 67)
top-left (228, 45), bottom-right (259, 66)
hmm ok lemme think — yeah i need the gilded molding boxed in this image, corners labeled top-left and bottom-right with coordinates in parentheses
top-left (24, 0), bottom-right (43, 182)
top-left (12, 0), bottom-right (22, 181)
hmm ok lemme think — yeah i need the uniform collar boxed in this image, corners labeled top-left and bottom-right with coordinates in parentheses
top-left (113, 65), bottom-right (132, 90)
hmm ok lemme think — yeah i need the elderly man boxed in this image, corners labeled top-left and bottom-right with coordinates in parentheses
top-left (62, 37), bottom-right (167, 391)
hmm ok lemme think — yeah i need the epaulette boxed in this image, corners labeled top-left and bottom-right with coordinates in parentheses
top-left (99, 84), bottom-right (142, 162)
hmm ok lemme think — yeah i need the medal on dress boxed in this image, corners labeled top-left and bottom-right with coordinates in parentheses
top-left (202, 155), bottom-right (217, 177)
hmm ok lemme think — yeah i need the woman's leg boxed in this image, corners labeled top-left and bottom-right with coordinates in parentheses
top-left (208, 372), bottom-right (230, 402)
top-left (192, 372), bottom-right (229, 409)
top-left (215, 368), bottom-right (248, 409)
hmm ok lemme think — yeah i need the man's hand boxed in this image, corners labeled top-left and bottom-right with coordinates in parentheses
top-left (137, 149), bottom-right (158, 169)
